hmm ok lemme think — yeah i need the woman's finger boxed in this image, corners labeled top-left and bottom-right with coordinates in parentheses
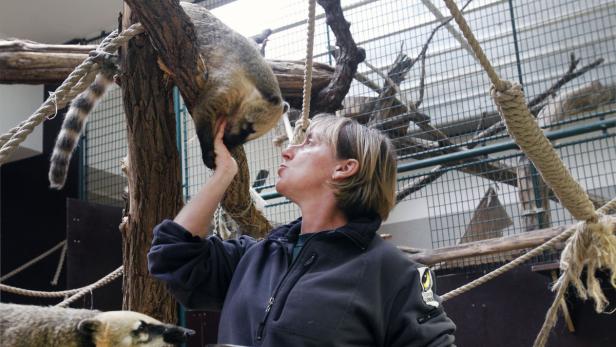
top-left (215, 118), bottom-right (226, 141)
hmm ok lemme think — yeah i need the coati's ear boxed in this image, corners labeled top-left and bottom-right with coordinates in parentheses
top-left (78, 319), bottom-right (101, 335)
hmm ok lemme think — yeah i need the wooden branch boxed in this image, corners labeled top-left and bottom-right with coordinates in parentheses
top-left (222, 147), bottom-right (273, 239)
top-left (0, 54), bottom-right (83, 84)
top-left (0, 40), bottom-right (93, 53)
top-left (312, 0), bottom-right (366, 114)
top-left (529, 54), bottom-right (604, 109)
top-left (0, 40), bottom-right (335, 104)
top-left (414, 0), bottom-right (474, 108)
top-left (404, 215), bottom-right (616, 265)
top-left (269, 60), bottom-right (335, 107)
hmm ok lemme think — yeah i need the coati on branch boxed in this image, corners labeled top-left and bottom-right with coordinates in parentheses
top-left (49, 2), bottom-right (287, 189)
top-left (0, 303), bottom-right (194, 346)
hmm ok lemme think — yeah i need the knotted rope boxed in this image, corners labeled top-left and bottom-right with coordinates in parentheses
top-left (0, 23), bottom-right (145, 165)
top-left (291, 0), bottom-right (317, 145)
top-left (442, 1), bottom-right (616, 346)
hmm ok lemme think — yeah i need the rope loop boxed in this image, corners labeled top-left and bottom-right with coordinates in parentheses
top-left (291, 117), bottom-right (311, 145)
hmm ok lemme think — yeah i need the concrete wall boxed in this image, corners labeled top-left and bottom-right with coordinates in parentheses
top-left (0, 85), bottom-right (44, 161)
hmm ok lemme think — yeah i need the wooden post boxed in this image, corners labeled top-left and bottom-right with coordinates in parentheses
top-left (517, 157), bottom-right (552, 231)
top-left (119, 5), bottom-right (181, 323)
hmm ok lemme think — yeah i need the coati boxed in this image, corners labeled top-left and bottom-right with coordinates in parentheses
top-left (0, 303), bottom-right (194, 346)
top-left (49, 2), bottom-right (287, 189)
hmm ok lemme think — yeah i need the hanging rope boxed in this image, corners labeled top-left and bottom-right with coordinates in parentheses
top-left (50, 241), bottom-right (68, 286)
top-left (443, 0), bottom-right (505, 92)
top-left (291, 0), bottom-right (318, 145)
top-left (0, 240), bottom-right (67, 282)
top-left (0, 23), bottom-right (145, 165)
top-left (440, 1), bottom-right (616, 346)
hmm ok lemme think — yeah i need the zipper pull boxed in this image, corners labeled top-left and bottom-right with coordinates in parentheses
top-left (265, 296), bottom-right (275, 313)
top-left (303, 253), bottom-right (317, 266)
top-left (256, 322), bottom-right (265, 341)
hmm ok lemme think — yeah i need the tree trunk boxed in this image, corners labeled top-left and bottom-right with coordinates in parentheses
top-left (119, 6), bottom-right (182, 323)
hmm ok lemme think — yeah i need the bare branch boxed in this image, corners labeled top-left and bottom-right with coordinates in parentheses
top-left (312, 0), bottom-right (366, 114)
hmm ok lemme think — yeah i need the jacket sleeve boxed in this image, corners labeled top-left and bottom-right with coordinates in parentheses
top-left (384, 265), bottom-right (456, 347)
top-left (147, 219), bottom-right (257, 310)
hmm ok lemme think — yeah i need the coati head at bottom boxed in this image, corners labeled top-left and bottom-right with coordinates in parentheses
top-left (78, 311), bottom-right (194, 347)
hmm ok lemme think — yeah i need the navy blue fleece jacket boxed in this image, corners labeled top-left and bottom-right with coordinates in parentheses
top-left (148, 216), bottom-right (455, 346)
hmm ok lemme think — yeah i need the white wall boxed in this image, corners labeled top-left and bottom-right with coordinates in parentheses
top-left (0, 84), bottom-right (44, 160)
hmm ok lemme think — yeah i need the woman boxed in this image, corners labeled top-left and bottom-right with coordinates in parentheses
top-left (148, 114), bottom-right (456, 346)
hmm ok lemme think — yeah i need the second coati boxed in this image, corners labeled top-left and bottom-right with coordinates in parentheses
top-left (49, 2), bottom-right (287, 189)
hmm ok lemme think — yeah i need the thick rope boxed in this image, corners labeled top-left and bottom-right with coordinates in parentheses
top-left (533, 276), bottom-right (571, 347)
top-left (439, 2), bottom-right (616, 345)
top-left (534, 211), bottom-right (616, 347)
top-left (491, 82), bottom-right (597, 221)
top-left (442, 198), bottom-right (616, 302)
top-left (0, 23), bottom-right (145, 165)
top-left (50, 241), bottom-right (68, 286)
top-left (0, 266), bottom-right (123, 299)
top-left (291, 0), bottom-right (317, 145)
top-left (55, 266), bottom-right (124, 307)
top-left (0, 240), bottom-right (67, 282)
top-left (443, 0), bottom-right (505, 91)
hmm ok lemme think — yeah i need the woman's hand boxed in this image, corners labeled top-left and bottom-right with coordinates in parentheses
top-left (173, 118), bottom-right (238, 236)
top-left (213, 119), bottom-right (238, 178)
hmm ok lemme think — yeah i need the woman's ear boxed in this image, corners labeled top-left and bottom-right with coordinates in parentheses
top-left (332, 159), bottom-right (359, 180)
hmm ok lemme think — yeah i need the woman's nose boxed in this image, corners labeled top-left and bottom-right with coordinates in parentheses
top-left (281, 144), bottom-right (297, 160)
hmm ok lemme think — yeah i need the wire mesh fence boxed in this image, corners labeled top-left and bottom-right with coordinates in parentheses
top-left (83, 0), bottom-right (616, 274)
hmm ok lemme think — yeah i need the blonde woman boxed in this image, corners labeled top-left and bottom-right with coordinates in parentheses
top-left (148, 114), bottom-right (456, 346)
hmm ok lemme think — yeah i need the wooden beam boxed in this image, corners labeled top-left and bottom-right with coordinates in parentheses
top-left (0, 40), bottom-right (335, 106)
top-left (404, 216), bottom-right (615, 265)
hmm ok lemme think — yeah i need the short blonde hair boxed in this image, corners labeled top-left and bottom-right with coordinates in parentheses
top-left (307, 114), bottom-right (397, 220)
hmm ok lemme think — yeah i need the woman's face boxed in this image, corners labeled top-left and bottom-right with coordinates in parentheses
top-left (275, 130), bottom-right (340, 202)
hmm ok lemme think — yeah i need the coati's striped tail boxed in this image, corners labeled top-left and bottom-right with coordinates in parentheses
top-left (48, 73), bottom-right (113, 189)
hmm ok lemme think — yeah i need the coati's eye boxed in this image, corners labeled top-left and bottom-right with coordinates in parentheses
top-left (132, 321), bottom-right (149, 339)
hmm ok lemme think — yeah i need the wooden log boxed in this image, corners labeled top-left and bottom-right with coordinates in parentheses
top-left (404, 216), bottom-right (616, 265)
top-left (0, 40), bottom-right (335, 104)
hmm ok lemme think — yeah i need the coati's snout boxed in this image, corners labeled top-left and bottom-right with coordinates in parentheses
top-left (221, 100), bottom-right (289, 150)
top-left (222, 121), bottom-right (256, 148)
top-left (162, 324), bottom-right (195, 344)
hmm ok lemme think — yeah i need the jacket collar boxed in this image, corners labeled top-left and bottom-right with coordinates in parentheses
top-left (268, 214), bottom-right (382, 250)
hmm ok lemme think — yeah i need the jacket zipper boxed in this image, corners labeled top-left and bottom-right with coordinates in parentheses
top-left (256, 236), bottom-right (319, 342)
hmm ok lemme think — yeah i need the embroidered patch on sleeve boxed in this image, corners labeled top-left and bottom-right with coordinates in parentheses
top-left (417, 266), bottom-right (439, 308)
